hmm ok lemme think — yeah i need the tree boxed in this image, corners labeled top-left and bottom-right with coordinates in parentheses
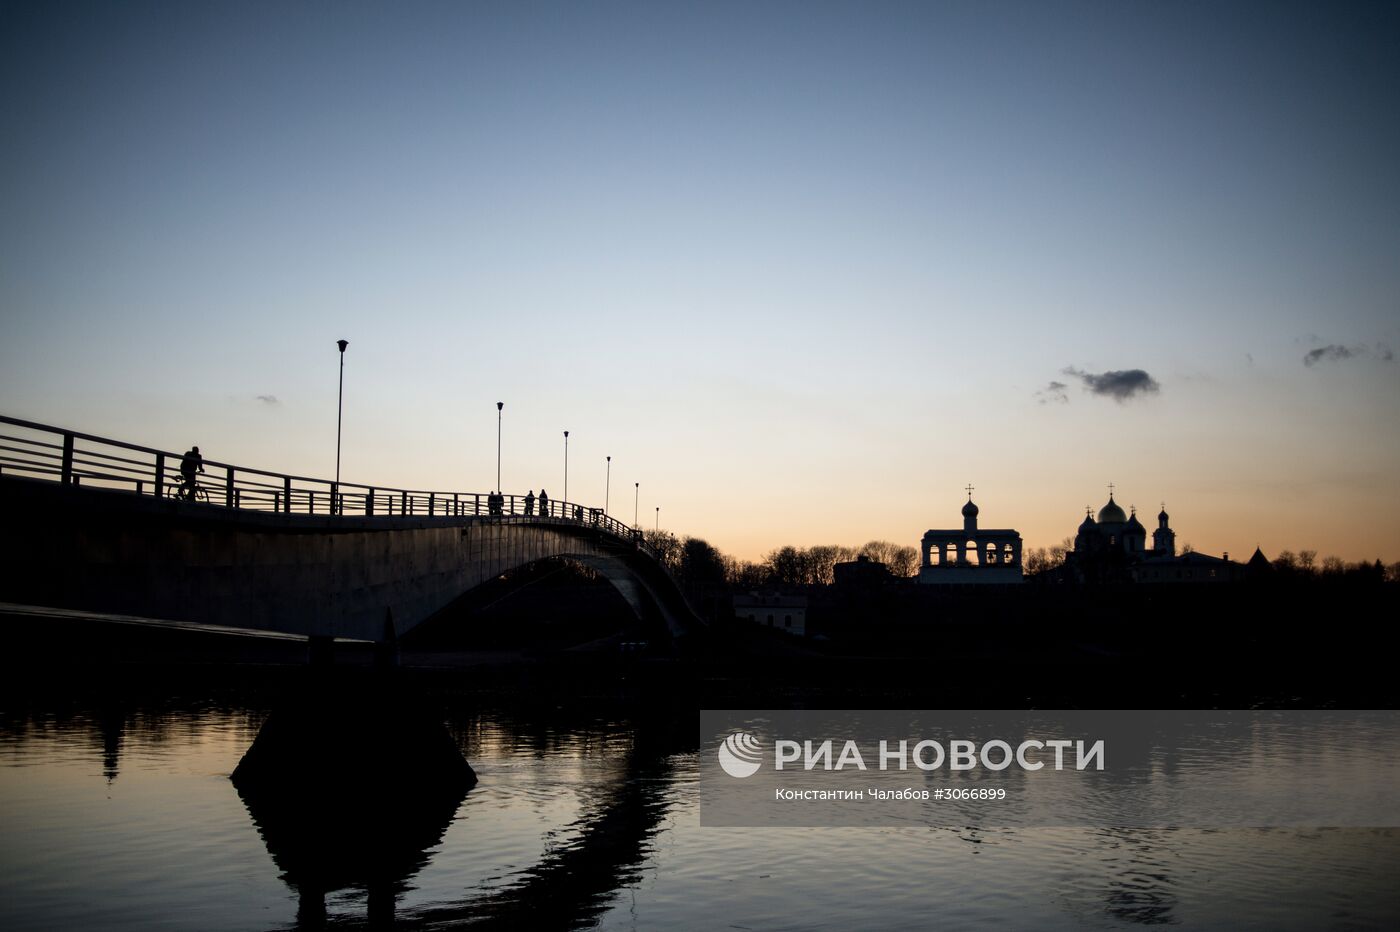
top-left (727, 559), bottom-right (768, 589)
top-left (856, 540), bottom-right (917, 577)
top-left (858, 540), bottom-right (897, 565)
top-left (764, 546), bottom-right (806, 586)
top-left (888, 545), bottom-right (919, 577)
top-left (642, 529), bottom-right (681, 574)
top-left (678, 537), bottom-right (728, 590)
top-left (1026, 540), bottom-right (1070, 576)
top-left (1025, 548), bottom-right (1052, 575)
top-left (804, 545), bottom-right (852, 585)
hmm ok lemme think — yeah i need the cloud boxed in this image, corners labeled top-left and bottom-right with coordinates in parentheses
top-left (1035, 380), bottom-right (1069, 404)
top-left (1300, 341), bottom-right (1393, 367)
top-left (1062, 367), bottom-right (1161, 402)
top-left (1303, 345), bottom-right (1358, 367)
top-left (255, 394), bottom-right (280, 405)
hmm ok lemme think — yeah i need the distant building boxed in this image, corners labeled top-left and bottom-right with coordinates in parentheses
top-left (733, 592), bottom-right (807, 635)
top-left (834, 555), bottom-right (893, 587)
top-left (1245, 546), bottom-right (1273, 580)
top-left (1066, 492), bottom-right (1241, 583)
top-left (918, 493), bottom-right (1024, 584)
top-left (1131, 550), bottom-right (1242, 583)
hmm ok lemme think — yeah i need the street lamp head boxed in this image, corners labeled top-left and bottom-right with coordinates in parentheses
top-left (564, 430), bottom-right (569, 438)
top-left (497, 401), bottom-right (503, 411)
top-left (337, 339), bottom-right (348, 353)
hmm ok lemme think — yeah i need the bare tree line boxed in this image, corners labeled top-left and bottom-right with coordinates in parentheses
top-left (641, 531), bottom-right (919, 590)
top-left (1270, 550), bottom-right (1396, 583)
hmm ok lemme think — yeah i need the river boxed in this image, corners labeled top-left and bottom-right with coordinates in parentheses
top-left (2, 685), bottom-right (1398, 930)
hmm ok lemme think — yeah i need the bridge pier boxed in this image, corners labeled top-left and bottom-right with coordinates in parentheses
top-left (233, 669), bottom-right (474, 799)
top-left (232, 670), bottom-right (475, 916)
top-left (373, 610), bottom-right (399, 671)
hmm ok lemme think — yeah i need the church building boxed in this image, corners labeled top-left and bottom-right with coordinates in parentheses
top-left (1065, 488), bottom-right (1240, 583)
top-left (918, 490), bottom-right (1024, 584)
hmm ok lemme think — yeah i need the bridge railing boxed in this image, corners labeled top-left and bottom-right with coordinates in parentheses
top-left (0, 414), bottom-right (652, 553)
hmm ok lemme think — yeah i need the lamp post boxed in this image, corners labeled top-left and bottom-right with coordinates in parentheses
top-left (563, 430), bottom-right (569, 503)
top-left (605, 456), bottom-right (611, 515)
top-left (335, 339), bottom-right (348, 514)
top-left (655, 506), bottom-right (659, 532)
top-left (634, 481), bottom-right (639, 529)
top-left (495, 402), bottom-right (503, 493)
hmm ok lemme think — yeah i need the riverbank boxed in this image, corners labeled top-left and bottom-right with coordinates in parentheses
top-left (4, 602), bottom-right (1394, 709)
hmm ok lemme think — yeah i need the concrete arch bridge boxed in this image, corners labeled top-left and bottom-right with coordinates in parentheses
top-left (0, 415), bottom-right (701, 646)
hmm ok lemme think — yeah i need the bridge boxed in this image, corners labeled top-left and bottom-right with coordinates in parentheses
top-left (0, 414), bottom-right (702, 648)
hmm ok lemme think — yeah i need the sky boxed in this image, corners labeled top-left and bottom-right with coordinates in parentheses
top-left (2, 0), bottom-right (1398, 564)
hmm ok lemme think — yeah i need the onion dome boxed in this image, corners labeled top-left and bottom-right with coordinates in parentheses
top-left (1158, 506), bottom-right (1169, 523)
top-left (1078, 509), bottom-right (1096, 533)
top-left (1125, 507), bottom-right (1143, 530)
top-left (962, 498), bottom-right (979, 519)
top-left (1098, 496), bottom-right (1127, 524)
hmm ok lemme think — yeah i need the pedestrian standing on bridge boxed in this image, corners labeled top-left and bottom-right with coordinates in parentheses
top-left (538, 488), bottom-right (549, 518)
top-left (524, 490), bottom-right (535, 516)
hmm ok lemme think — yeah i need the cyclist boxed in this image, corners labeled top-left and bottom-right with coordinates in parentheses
top-left (179, 445), bottom-right (205, 499)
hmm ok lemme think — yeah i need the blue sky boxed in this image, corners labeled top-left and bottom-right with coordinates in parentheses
top-left (2, 1), bottom-right (1397, 561)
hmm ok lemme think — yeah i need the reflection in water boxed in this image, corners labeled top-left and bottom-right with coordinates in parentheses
top-left (404, 714), bottom-right (688, 930)
top-left (231, 678), bottom-right (476, 928)
top-left (235, 707), bottom-right (689, 931)
top-left (236, 768), bottom-right (466, 929)
top-left (97, 705), bottom-right (124, 785)
top-left (1095, 829), bottom-right (1179, 926)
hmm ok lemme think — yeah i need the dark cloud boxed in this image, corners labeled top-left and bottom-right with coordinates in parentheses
top-left (1303, 345), bottom-right (1358, 367)
top-left (255, 394), bottom-right (280, 405)
top-left (1300, 341), bottom-right (1393, 367)
top-left (1062, 367), bottom-right (1160, 402)
top-left (1035, 380), bottom-right (1068, 405)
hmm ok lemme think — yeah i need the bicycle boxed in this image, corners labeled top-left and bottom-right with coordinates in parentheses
top-left (168, 478), bottom-right (210, 504)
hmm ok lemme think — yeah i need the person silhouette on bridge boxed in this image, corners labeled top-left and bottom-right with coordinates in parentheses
top-left (524, 490), bottom-right (535, 516)
top-left (538, 488), bottom-right (549, 518)
top-left (179, 445), bottom-right (204, 497)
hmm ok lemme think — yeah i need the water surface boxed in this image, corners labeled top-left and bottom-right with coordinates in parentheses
top-left (2, 696), bottom-right (1397, 929)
